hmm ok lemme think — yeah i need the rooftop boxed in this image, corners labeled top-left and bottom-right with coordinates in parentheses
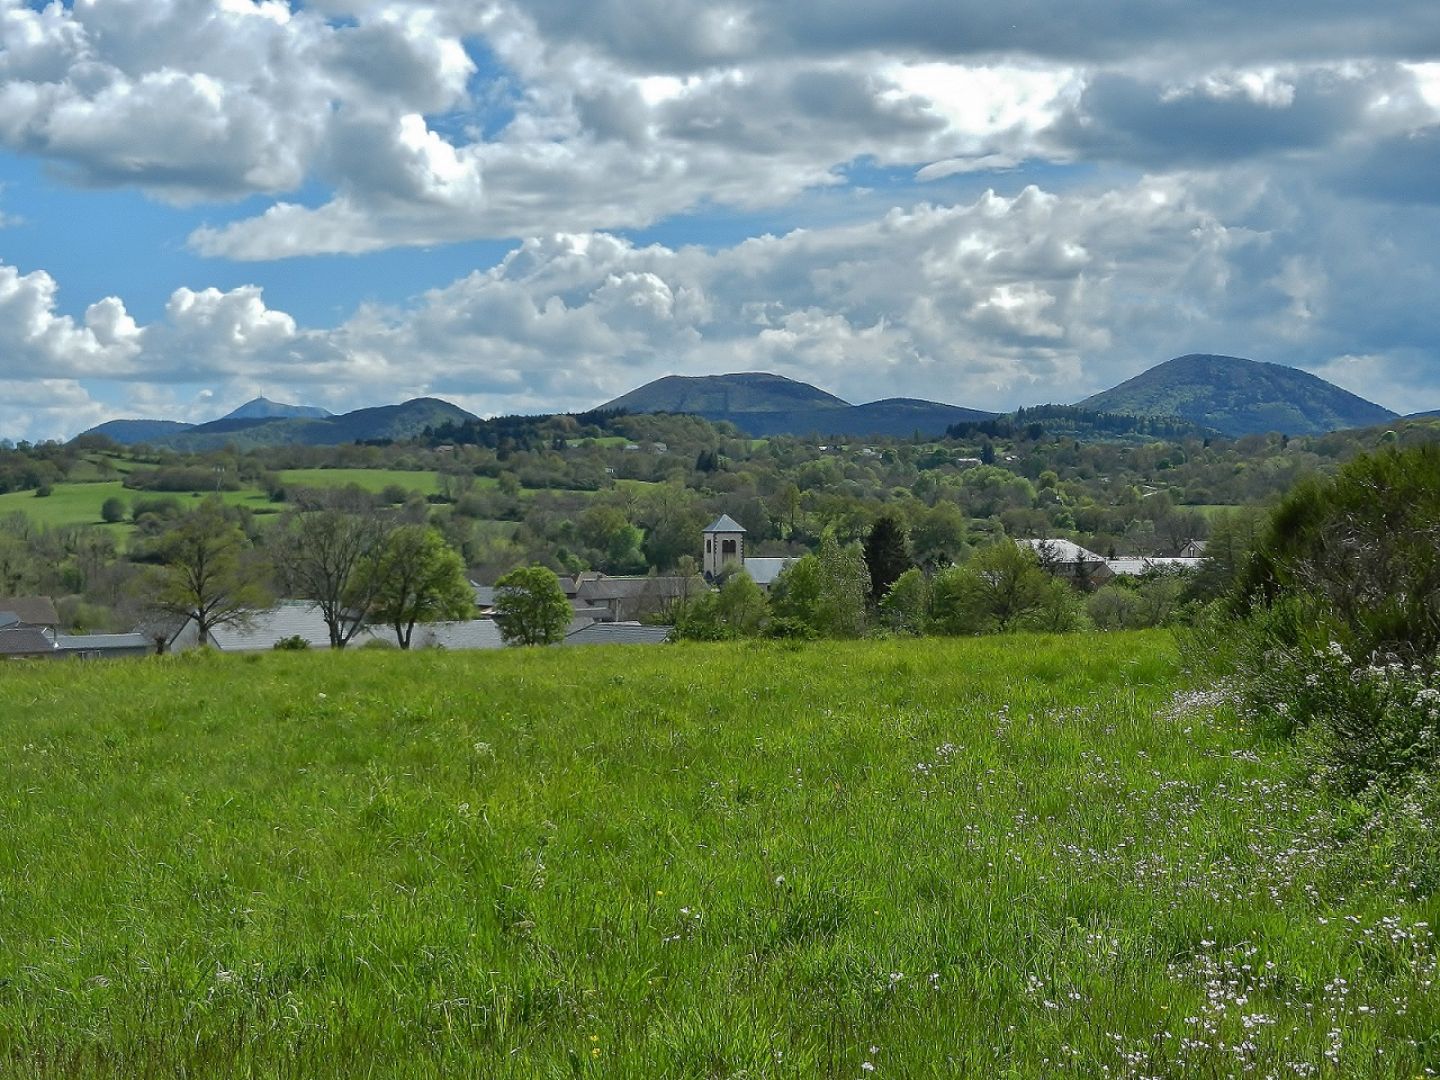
top-left (703, 514), bottom-right (746, 534)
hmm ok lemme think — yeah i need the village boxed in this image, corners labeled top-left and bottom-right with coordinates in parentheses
top-left (0, 515), bottom-right (1206, 661)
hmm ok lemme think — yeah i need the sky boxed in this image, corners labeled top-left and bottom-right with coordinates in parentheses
top-left (2, 1), bottom-right (1440, 441)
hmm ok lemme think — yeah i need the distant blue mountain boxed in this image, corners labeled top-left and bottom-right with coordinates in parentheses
top-left (83, 419), bottom-right (195, 444)
top-left (599, 372), bottom-right (996, 437)
top-left (221, 397), bottom-right (331, 421)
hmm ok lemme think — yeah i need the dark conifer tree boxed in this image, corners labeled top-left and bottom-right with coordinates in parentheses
top-left (863, 514), bottom-right (911, 605)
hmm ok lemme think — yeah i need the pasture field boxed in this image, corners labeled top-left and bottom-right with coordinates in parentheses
top-left (276, 468), bottom-right (447, 496)
top-left (1, 635), bottom-right (1437, 1077)
top-left (0, 482), bottom-right (274, 531)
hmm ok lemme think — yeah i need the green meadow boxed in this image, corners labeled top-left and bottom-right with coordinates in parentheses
top-left (1, 634), bottom-right (1436, 1077)
top-left (0, 470), bottom-right (445, 533)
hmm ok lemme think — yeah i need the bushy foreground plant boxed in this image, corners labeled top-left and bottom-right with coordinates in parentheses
top-left (1203, 445), bottom-right (1440, 793)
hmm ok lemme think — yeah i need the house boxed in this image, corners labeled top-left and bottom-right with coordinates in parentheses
top-left (54, 633), bottom-right (154, 660)
top-left (409, 620), bottom-right (505, 651)
top-left (0, 596), bottom-right (59, 637)
top-left (0, 626), bottom-right (153, 661)
top-left (562, 622), bottom-right (672, 647)
top-left (1017, 539), bottom-right (1113, 585)
top-left (164, 602), bottom-right (355, 652)
top-left (1178, 539), bottom-right (1209, 559)
top-left (573, 575), bottom-right (694, 622)
top-left (471, 583), bottom-right (497, 616)
top-left (0, 627), bottom-right (62, 659)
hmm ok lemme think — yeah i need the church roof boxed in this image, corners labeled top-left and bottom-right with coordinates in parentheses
top-left (703, 514), bottom-right (747, 534)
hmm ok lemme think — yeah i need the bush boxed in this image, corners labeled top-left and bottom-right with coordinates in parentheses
top-left (273, 635), bottom-right (310, 651)
top-left (1238, 629), bottom-right (1440, 794)
top-left (100, 496), bottom-right (126, 524)
top-left (1213, 445), bottom-right (1440, 794)
top-left (1239, 444), bottom-right (1440, 662)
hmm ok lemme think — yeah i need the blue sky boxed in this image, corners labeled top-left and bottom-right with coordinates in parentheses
top-left (2, 0), bottom-right (1439, 439)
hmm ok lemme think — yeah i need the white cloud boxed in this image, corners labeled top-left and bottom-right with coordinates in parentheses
top-left (0, 0), bottom-right (1437, 260)
top-left (29, 169), bottom-right (1432, 440)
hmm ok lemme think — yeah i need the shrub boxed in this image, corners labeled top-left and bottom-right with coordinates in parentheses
top-left (1238, 631), bottom-right (1440, 794)
top-left (273, 635), bottom-right (310, 651)
top-left (100, 496), bottom-right (126, 524)
top-left (1239, 444), bottom-right (1440, 662)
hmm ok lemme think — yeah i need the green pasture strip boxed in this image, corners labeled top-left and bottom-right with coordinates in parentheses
top-left (0, 634), bottom-right (1435, 1077)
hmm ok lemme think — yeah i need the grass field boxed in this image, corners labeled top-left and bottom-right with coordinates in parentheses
top-left (0, 482), bottom-right (275, 531)
top-left (0, 470), bottom-right (444, 533)
top-left (1, 633), bottom-right (1436, 1077)
top-left (277, 468), bottom-right (445, 497)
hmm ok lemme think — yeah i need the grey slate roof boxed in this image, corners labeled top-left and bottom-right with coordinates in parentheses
top-left (409, 619), bottom-right (505, 651)
top-left (703, 514), bottom-right (746, 534)
top-left (0, 596), bottom-right (59, 627)
top-left (0, 612), bottom-right (18, 629)
top-left (0, 628), bottom-right (57, 656)
top-left (562, 623), bottom-right (672, 646)
top-left (575, 576), bottom-right (691, 602)
top-left (55, 633), bottom-right (153, 655)
top-left (207, 602), bottom-right (354, 652)
top-left (1015, 538), bottom-right (1106, 564)
top-left (742, 557), bottom-right (800, 586)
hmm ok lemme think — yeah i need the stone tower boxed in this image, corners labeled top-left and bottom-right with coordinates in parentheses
top-left (702, 514), bottom-right (746, 580)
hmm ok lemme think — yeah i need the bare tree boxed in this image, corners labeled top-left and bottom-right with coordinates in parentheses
top-left (273, 490), bottom-right (395, 648)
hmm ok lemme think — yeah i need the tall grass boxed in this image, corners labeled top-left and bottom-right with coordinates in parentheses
top-left (0, 635), bottom-right (1436, 1077)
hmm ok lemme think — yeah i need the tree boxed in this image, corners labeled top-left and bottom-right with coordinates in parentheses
top-left (910, 502), bottom-right (967, 568)
top-left (493, 564), bottom-right (572, 646)
top-left (863, 514), bottom-right (911, 604)
top-left (931, 541), bottom-right (1075, 635)
top-left (672, 571), bottom-right (768, 641)
top-left (100, 497), bottom-right (126, 524)
top-left (770, 533), bottom-right (869, 638)
top-left (274, 492), bottom-right (395, 649)
top-left (148, 499), bottom-right (270, 647)
top-left (1239, 444), bottom-right (1440, 660)
top-left (361, 526), bottom-right (474, 648)
top-left (879, 567), bottom-right (931, 635)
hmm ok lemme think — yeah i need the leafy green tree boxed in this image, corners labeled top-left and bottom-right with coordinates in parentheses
top-left (1240, 444), bottom-right (1440, 659)
top-left (771, 533), bottom-right (869, 638)
top-left (879, 567), bottom-right (931, 635)
top-left (149, 499), bottom-right (271, 647)
top-left (493, 564), bottom-right (572, 646)
top-left (100, 497), bottom-right (126, 524)
top-left (361, 526), bottom-right (474, 649)
top-left (672, 571), bottom-right (768, 641)
top-left (910, 502), bottom-right (967, 568)
top-left (863, 513), bottom-right (911, 604)
top-left (715, 571), bottom-right (768, 636)
top-left (931, 541), bottom-right (1077, 634)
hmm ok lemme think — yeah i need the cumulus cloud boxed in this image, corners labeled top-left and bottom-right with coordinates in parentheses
top-left (15, 165), bottom-right (1440, 442)
top-left (3, 0), bottom-right (1436, 258)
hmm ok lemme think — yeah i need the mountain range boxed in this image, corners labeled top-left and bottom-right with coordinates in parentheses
top-left (598, 372), bottom-right (996, 438)
top-left (79, 355), bottom-right (1417, 448)
top-left (86, 398), bottom-right (469, 450)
